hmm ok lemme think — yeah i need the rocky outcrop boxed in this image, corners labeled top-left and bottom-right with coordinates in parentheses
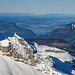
top-left (0, 42), bottom-right (27, 63)
top-left (45, 49), bottom-right (65, 53)
top-left (0, 33), bottom-right (55, 74)
top-left (34, 54), bottom-right (54, 74)
top-left (17, 37), bottom-right (35, 66)
top-left (0, 35), bottom-right (35, 66)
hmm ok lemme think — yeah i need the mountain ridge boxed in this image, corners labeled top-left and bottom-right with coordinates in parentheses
top-left (0, 33), bottom-right (74, 75)
top-left (37, 22), bottom-right (75, 45)
top-left (0, 22), bottom-right (36, 39)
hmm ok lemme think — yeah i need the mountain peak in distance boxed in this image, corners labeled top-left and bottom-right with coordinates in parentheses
top-left (37, 22), bottom-right (75, 40)
top-left (65, 22), bottom-right (75, 29)
top-left (5, 22), bottom-right (18, 28)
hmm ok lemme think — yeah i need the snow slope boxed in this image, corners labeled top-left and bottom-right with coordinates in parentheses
top-left (0, 34), bottom-right (75, 75)
top-left (0, 39), bottom-right (9, 47)
top-left (8, 36), bottom-right (27, 58)
top-left (33, 42), bottom-right (74, 62)
top-left (0, 51), bottom-right (44, 75)
top-left (28, 42), bottom-right (75, 75)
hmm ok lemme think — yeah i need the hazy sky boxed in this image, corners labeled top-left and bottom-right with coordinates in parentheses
top-left (0, 0), bottom-right (75, 14)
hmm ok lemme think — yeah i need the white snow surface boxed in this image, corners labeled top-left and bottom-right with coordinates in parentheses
top-left (8, 36), bottom-right (27, 58)
top-left (0, 39), bottom-right (9, 47)
top-left (0, 34), bottom-right (75, 75)
top-left (24, 40), bottom-right (32, 49)
top-left (14, 33), bottom-right (22, 39)
top-left (34, 42), bottom-right (74, 62)
top-left (72, 70), bottom-right (75, 75)
top-left (29, 42), bottom-right (75, 75)
top-left (0, 51), bottom-right (43, 75)
top-left (14, 33), bottom-right (32, 50)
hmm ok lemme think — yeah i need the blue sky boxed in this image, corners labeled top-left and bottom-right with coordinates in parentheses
top-left (0, 0), bottom-right (75, 14)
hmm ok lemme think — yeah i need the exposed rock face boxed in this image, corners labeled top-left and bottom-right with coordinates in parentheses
top-left (45, 49), bottom-right (65, 53)
top-left (0, 47), bottom-right (9, 53)
top-left (17, 37), bottom-right (35, 66)
top-left (0, 42), bottom-right (27, 62)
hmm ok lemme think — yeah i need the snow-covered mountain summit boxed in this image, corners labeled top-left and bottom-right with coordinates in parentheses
top-left (0, 33), bottom-right (75, 75)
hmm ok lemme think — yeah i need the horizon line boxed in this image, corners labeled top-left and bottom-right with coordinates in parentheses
top-left (0, 13), bottom-right (75, 15)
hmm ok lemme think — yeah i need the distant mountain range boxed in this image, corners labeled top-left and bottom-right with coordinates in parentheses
top-left (0, 13), bottom-right (35, 16)
top-left (37, 22), bottom-right (75, 46)
top-left (0, 13), bottom-right (74, 17)
top-left (0, 22), bottom-right (36, 39)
